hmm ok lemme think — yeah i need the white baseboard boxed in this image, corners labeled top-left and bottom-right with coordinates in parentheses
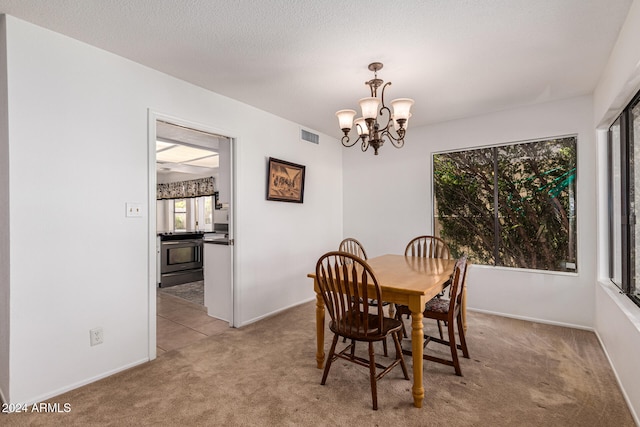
top-left (238, 296), bottom-right (316, 328)
top-left (7, 358), bottom-right (149, 406)
top-left (467, 307), bottom-right (594, 331)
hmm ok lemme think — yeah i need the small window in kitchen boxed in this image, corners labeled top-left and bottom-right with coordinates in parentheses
top-left (174, 199), bottom-right (187, 231)
top-left (204, 196), bottom-right (214, 228)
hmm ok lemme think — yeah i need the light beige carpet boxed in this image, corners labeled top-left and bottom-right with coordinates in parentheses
top-left (2, 302), bottom-right (635, 426)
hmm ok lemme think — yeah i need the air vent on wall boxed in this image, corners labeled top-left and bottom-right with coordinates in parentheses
top-left (301, 129), bottom-right (319, 144)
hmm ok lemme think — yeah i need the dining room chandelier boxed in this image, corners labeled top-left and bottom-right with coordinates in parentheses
top-left (335, 62), bottom-right (414, 155)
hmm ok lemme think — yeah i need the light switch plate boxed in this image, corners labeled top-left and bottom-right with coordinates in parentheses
top-left (126, 202), bottom-right (143, 217)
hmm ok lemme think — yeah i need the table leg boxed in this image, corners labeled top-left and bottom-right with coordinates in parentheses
top-left (410, 309), bottom-right (425, 408)
top-left (315, 291), bottom-right (325, 369)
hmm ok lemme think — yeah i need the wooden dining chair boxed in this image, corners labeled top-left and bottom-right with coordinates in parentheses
top-left (338, 238), bottom-right (367, 344)
top-left (397, 235), bottom-right (453, 338)
top-left (338, 237), bottom-right (368, 260)
top-left (316, 251), bottom-right (409, 410)
top-left (419, 254), bottom-right (470, 376)
top-left (404, 235), bottom-right (451, 259)
top-left (339, 237), bottom-right (391, 355)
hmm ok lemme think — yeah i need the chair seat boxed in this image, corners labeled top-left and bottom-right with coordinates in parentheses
top-left (331, 313), bottom-right (403, 340)
top-left (396, 297), bottom-right (451, 317)
top-left (424, 297), bottom-right (450, 314)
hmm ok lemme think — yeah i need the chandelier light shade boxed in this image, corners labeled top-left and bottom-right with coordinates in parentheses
top-left (393, 113), bottom-right (412, 131)
top-left (354, 117), bottom-right (368, 136)
top-left (390, 98), bottom-right (414, 121)
top-left (336, 109), bottom-right (356, 130)
top-left (359, 97), bottom-right (381, 119)
top-left (336, 62), bottom-right (414, 155)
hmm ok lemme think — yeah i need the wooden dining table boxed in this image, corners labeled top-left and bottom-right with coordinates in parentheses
top-left (308, 254), bottom-right (456, 408)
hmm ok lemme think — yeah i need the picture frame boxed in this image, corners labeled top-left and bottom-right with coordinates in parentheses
top-left (266, 157), bottom-right (306, 203)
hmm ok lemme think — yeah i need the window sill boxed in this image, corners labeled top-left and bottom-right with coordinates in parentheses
top-left (598, 280), bottom-right (640, 329)
top-left (472, 263), bottom-right (579, 277)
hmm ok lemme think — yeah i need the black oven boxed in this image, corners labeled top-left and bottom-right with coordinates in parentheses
top-left (159, 233), bottom-right (204, 288)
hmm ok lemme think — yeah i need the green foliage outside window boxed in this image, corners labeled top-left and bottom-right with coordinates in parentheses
top-left (433, 137), bottom-right (577, 272)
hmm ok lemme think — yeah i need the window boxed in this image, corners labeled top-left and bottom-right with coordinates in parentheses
top-left (433, 136), bottom-right (577, 272)
top-left (204, 196), bottom-right (214, 229)
top-left (174, 199), bottom-right (187, 231)
top-left (170, 196), bottom-right (214, 232)
top-left (609, 90), bottom-right (640, 307)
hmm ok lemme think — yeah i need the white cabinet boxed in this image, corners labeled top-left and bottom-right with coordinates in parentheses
top-left (213, 207), bottom-right (229, 225)
top-left (203, 241), bottom-right (231, 323)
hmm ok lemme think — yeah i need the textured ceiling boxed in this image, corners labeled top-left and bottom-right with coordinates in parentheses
top-left (0, 0), bottom-right (633, 139)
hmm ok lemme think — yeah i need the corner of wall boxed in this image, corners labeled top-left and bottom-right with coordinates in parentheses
top-left (0, 13), bottom-right (11, 403)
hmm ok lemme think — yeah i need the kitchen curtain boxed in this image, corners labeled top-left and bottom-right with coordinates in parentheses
top-left (157, 176), bottom-right (215, 200)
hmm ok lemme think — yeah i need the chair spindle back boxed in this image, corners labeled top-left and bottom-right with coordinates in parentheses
top-left (405, 235), bottom-right (451, 259)
top-left (315, 251), bottom-right (383, 338)
top-left (339, 238), bottom-right (368, 260)
top-left (448, 254), bottom-right (468, 312)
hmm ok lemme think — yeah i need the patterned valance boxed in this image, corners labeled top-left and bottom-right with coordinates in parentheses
top-left (157, 176), bottom-right (215, 200)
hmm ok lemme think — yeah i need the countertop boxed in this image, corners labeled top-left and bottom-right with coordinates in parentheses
top-left (157, 230), bottom-right (229, 244)
top-left (157, 230), bottom-right (204, 237)
top-left (203, 236), bottom-right (230, 245)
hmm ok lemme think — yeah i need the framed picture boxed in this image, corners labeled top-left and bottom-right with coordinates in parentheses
top-left (266, 157), bottom-right (306, 203)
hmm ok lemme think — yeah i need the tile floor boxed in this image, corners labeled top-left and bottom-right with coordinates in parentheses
top-left (156, 291), bottom-right (230, 355)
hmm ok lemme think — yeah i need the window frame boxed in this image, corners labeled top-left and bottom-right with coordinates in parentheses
top-left (609, 89), bottom-right (640, 307)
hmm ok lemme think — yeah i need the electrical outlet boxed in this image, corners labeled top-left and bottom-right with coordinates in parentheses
top-left (90, 327), bottom-right (104, 346)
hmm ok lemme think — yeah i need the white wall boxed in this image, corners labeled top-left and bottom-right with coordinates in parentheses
top-left (343, 95), bottom-right (596, 328)
top-left (2, 15), bottom-right (342, 404)
top-left (0, 15), bottom-right (10, 404)
top-left (593, 0), bottom-right (640, 422)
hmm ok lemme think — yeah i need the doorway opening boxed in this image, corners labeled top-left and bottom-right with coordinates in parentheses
top-left (148, 112), bottom-right (235, 359)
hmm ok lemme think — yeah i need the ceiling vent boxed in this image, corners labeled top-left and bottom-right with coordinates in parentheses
top-left (301, 129), bottom-right (319, 144)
